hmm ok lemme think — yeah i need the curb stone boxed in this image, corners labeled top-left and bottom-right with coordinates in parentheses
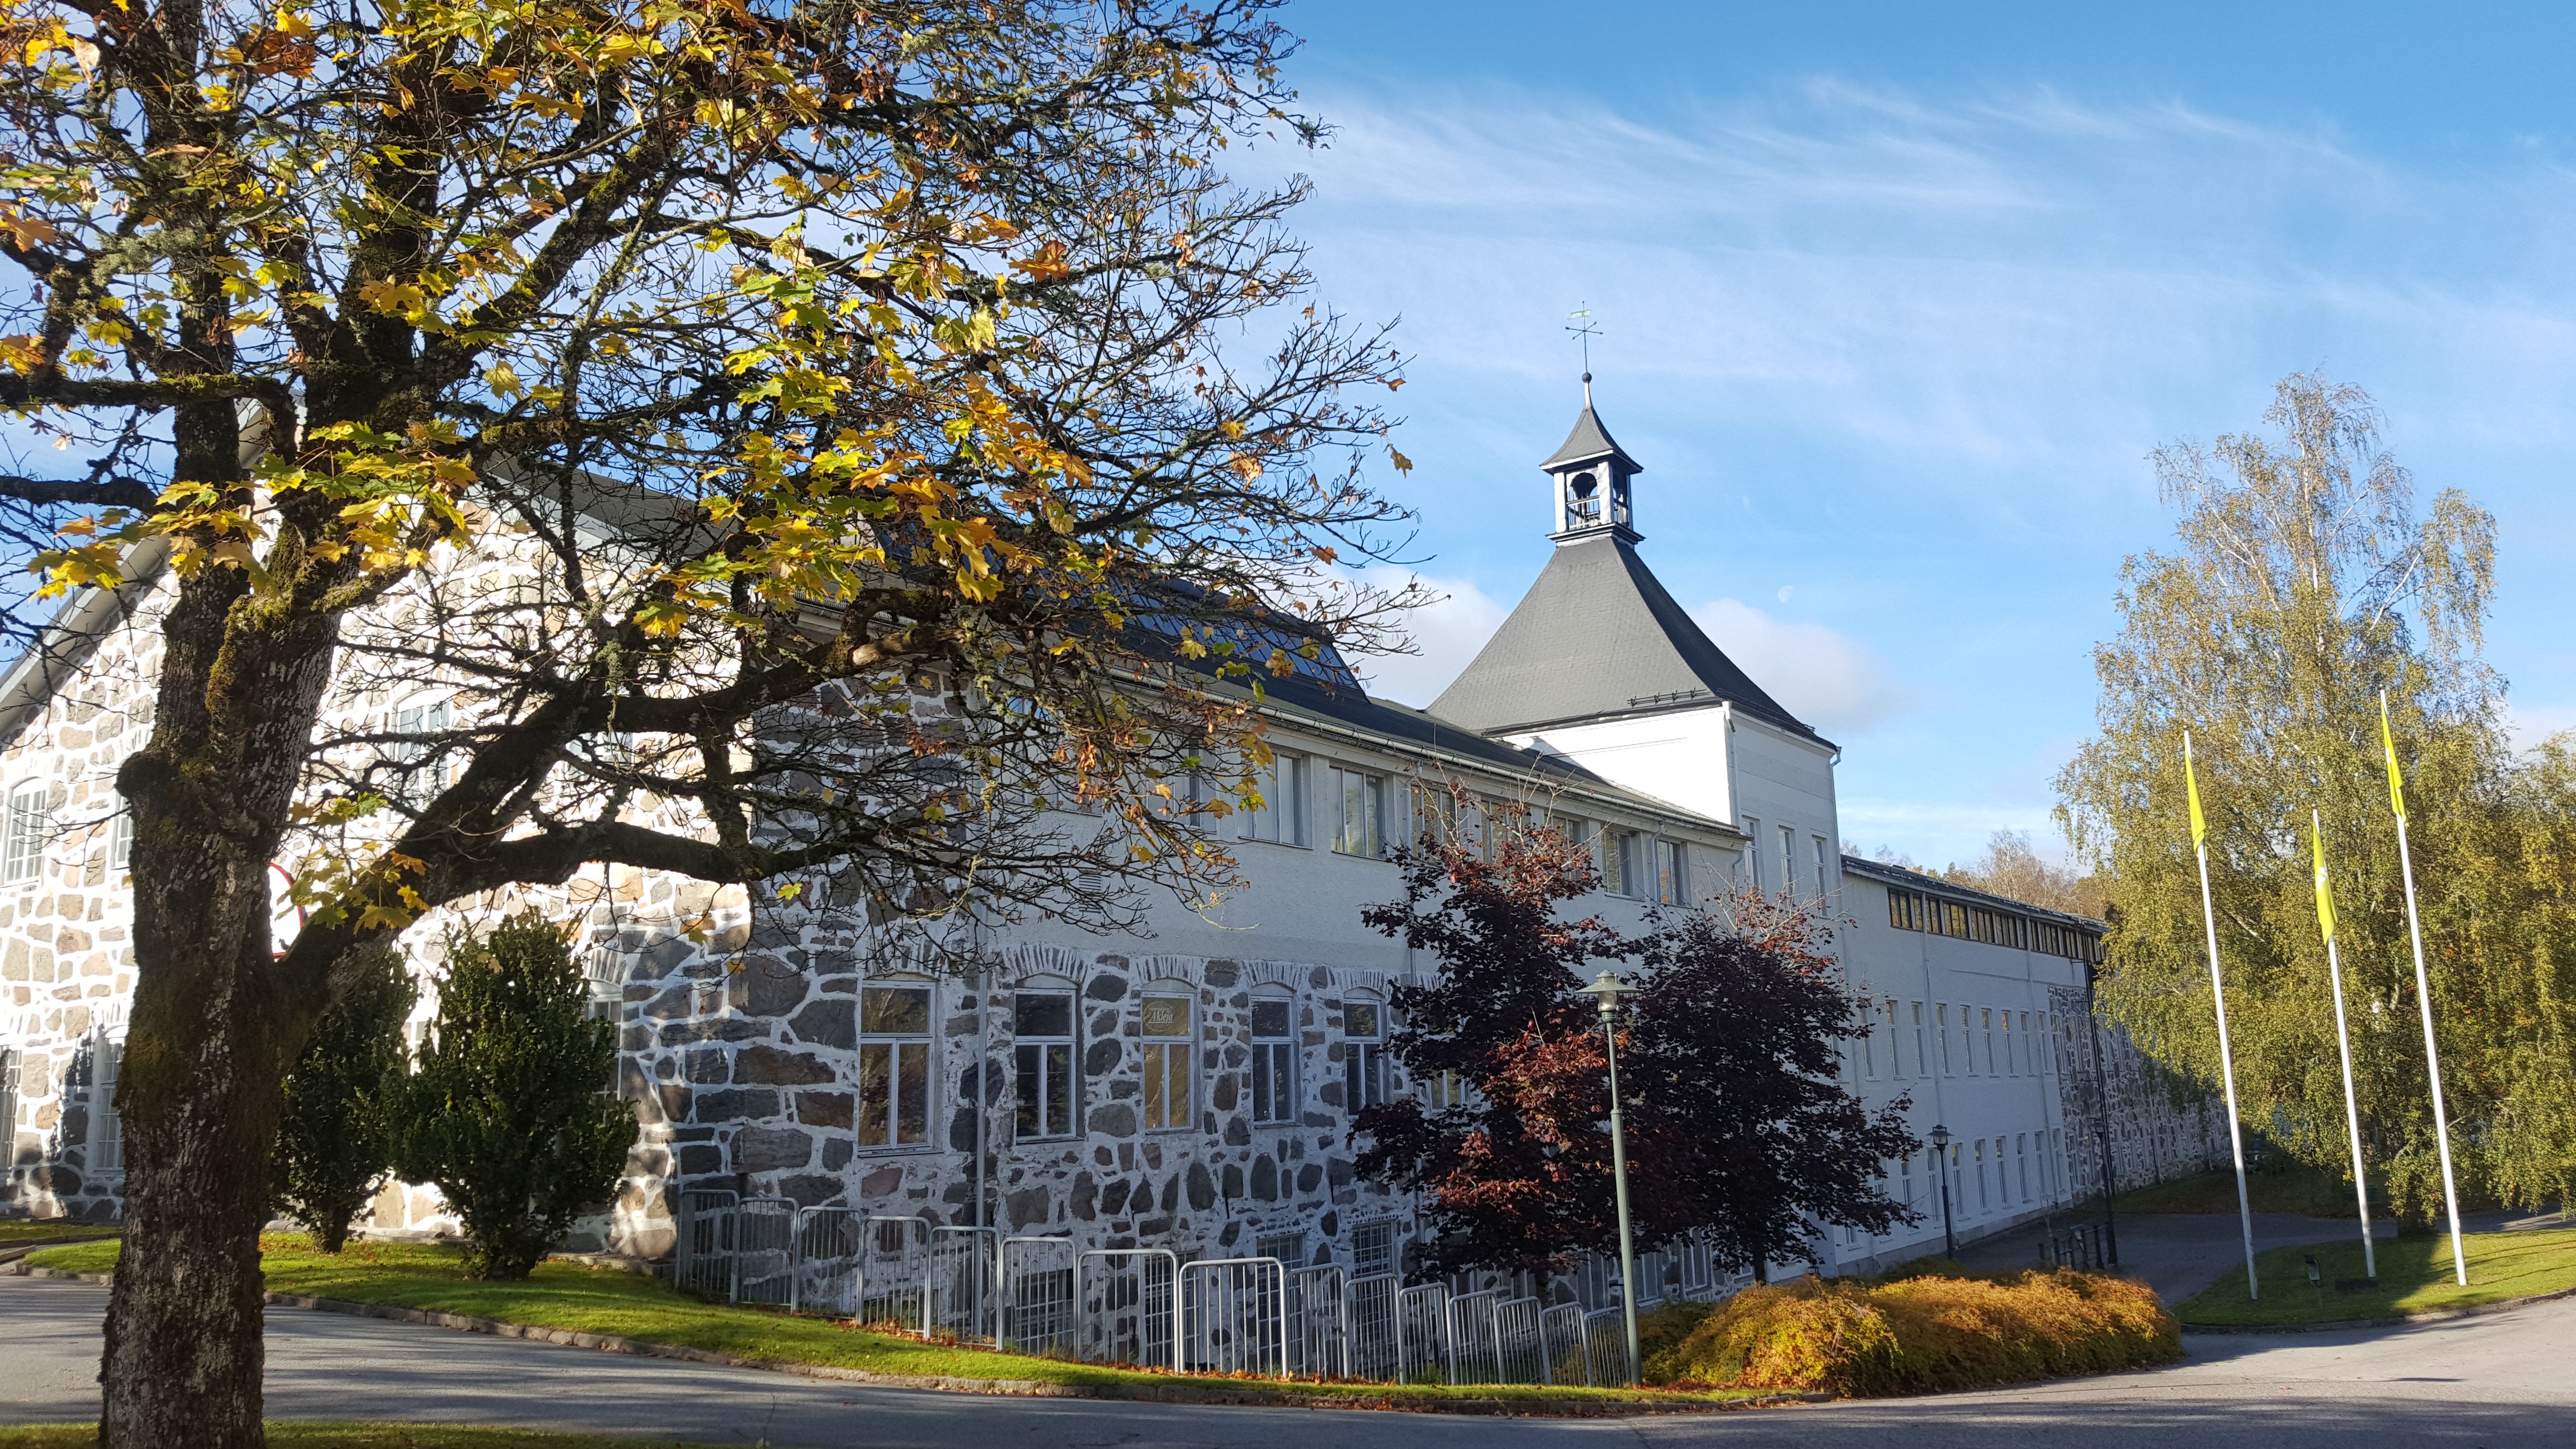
top-left (4, 1263), bottom-right (1816, 1416)
top-left (2178, 1283), bottom-right (2576, 1335)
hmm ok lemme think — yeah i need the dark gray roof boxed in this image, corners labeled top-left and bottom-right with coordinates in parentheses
top-left (1540, 405), bottom-right (1641, 473)
top-left (1428, 533), bottom-right (1819, 740)
top-left (1839, 853), bottom-right (2107, 934)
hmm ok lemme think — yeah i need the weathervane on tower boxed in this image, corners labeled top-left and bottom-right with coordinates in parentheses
top-left (1567, 306), bottom-right (1601, 406)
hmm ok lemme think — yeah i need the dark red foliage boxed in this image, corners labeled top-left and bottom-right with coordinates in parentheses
top-left (1353, 829), bottom-right (1919, 1280)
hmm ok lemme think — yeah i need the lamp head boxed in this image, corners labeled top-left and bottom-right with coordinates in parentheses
top-left (1575, 969), bottom-right (1631, 1018)
top-left (1929, 1123), bottom-right (1951, 1150)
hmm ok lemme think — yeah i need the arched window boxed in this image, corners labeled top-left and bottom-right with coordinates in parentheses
top-left (1013, 980), bottom-right (1078, 1139)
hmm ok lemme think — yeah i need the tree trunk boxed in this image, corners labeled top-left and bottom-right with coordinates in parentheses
top-left (99, 401), bottom-right (349, 1446)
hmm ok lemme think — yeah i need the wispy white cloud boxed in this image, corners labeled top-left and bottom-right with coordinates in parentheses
top-left (1342, 567), bottom-right (1510, 709)
top-left (1688, 599), bottom-right (1909, 738)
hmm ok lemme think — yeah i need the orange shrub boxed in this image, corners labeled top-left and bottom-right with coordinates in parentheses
top-left (1643, 1268), bottom-right (2179, 1396)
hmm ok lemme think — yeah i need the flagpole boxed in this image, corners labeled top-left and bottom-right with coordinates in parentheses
top-left (2313, 810), bottom-right (2375, 1281)
top-left (2382, 694), bottom-right (2468, 1287)
top-left (2185, 731), bottom-right (2260, 1300)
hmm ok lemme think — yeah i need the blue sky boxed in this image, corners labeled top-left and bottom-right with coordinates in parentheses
top-left (1270, 0), bottom-right (2576, 869)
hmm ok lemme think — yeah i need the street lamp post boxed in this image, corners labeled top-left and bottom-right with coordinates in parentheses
top-left (1930, 1123), bottom-right (1956, 1259)
top-left (1578, 969), bottom-right (1642, 1387)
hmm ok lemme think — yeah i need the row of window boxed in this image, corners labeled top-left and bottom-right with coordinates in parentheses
top-left (1885, 886), bottom-right (2101, 962)
top-left (1740, 816), bottom-right (1833, 899)
top-left (1854, 1000), bottom-right (2059, 1081)
top-left (1234, 753), bottom-right (1697, 902)
top-left (857, 981), bottom-right (1407, 1151)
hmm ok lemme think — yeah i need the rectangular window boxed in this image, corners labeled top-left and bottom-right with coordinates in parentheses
top-left (88, 1040), bottom-right (124, 1176)
top-left (1343, 1000), bottom-right (1386, 1112)
top-left (1813, 836), bottom-right (1831, 899)
top-left (1141, 993), bottom-right (1193, 1131)
top-left (1976, 1138), bottom-right (1989, 1211)
top-left (1250, 997), bottom-right (1295, 1124)
top-left (1880, 999), bottom-right (1900, 1078)
top-left (1240, 751), bottom-right (1307, 846)
top-left (1911, 1002), bottom-right (1927, 1077)
top-left (1779, 825), bottom-right (1796, 893)
top-left (1607, 831), bottom-right (1642, 896)
top-left (1410, 783), bottom-right (1460, 850)
top-left (1424, 1068), bottom-right (1467, 1110)
top-left (1658, 839), bottom-right (1688, 905)
top-left (1743, 818), bottom-right (1761, 887)
top-left (1983, 1007), bottom-right (1996, 1075)
top-left (1936, 1004), bottom-right (1952, 1074)
top-left (3, 783), bottom-right (48, 885)
top-left (1330, 766), bottom-right (1384, 858)
top-left (2002, 1011), bottom-right (2016, 1075)
top-left (859, 984), bottom-right (934, 1148)
top-left (392, 697), bottom-right (452, 805)
top-left (1353, 1219), bottom-right (1399, 1279)
top-left (1013, 990), bottom-right (1077, 1139)
top-left (1859, 1008), bottom-right (1877, 1079)
top-left (109, 795), bottom-right (133, 870)
top-left (2018, 1133), bottom-right (2032, 1202)
top-left (1256, 1231), bottom-right (1306, 1268)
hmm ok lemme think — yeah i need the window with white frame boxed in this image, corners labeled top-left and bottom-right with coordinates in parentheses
top-left (1936, 1004), bottom-right (1953, 1074)
top-left (1812, 836), bottom-right (1831, 900)
top-left (1250, 995), bottom-right (1295, 1123)
top-left (1329, 765), bottom-right (1384, 858)
top-left (109, 795), bottom-right (133, 870)
top-left (3, 782), bottom-right (48, 885)
top-left (1256, 1230), bottom-right (1305, 1268)
top-left (1910, 1001), bottom-right (1926, 1077)
top-left (1343, 998), bottom-right (1387, 1111)
top-left (0, 1047), bottom-right (18, 1149)
top-left (2001, 1010), bottom-right (2017, 1075)
top-left (86, 1039), bottom-right (124, 1176)
top-left (1779, 825), bottom-right (1796, 893)
top-left (1742, 818), bottom-right (1761, 887)
top-left (1607, 831), bottom-right (1642, 896)
top-left (1013, 988), bottom-right (1078, 1139)
top-left (1899, 1148), bottom-right (1915, 1208)
top-left (1240, 751), bottom-right (1307, 846)
top-left (1984, 1007), bottom-right (1997, 1075)
top-left (1858, 1004), bottom-right (1878, 1079)
top-left (1657, 839), bottom-right (1688, 904)
top-left (1352, 1219), bottom-right (1399, 1279)
top-left (390, 696), bottom-right (452, 805)
top-left (1410, 783), bottom-right (1460, 850)
top-left (1974, 1137), bottom-right (1989, 1210)
top-left (1140, 990), bottom-right (1193, 1131)
top-left (2018, 1133), bottom-right (2032, 1201)
top-left (859, 983), bottom-right (934, 1149)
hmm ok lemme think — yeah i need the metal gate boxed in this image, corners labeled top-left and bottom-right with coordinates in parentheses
top-left (999, 1236), bottom-right (1078, 1357)
top-left (792, 1207), bottom-right (861, 1316)
top-left (1180, 1256), bottom-right (1288, 1376)
top-left (1539, 1302), bottom-right (1591, 1385)
top-left (1346, 1273), bottom-right (1401, 1381)
top-left (1288, 1264), bottom-right (1348, 1378)
top-left (673, 1187), bottom-right (737, 1301)
top-left (1493, 1295), bottom-right (1547, 1384)
top-left (1583, 1306), bottom-right (1630, 1386)
top-left (1396, 1282), bottom-right (1450, 1384)
top-left (1076, 1248), bottom-right (1179, 1370)
top-left (928, 1225), bottom-right (998, 1343)
top-left (853, 1215), bottom-right (931, 1330)
top-left (732, 1197), bottom-right (800, 1306)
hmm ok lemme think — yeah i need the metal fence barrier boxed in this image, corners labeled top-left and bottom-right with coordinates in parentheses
top-left (1000, 1236), bottom-right (1078, 1357)
top-left (2039, 1224), bottom-right (2109, 1271)
top-left (1181, 1256), bottom-right (1288, 1377)
top-left (1445, 1289), bottom-right (1503, 1385)
top-left (1347, 1273), bottom-right (1401, 1381)
top-left (852, 1215), bottom-right (931, 1328)
top-left (1539, 1303), bottom-right (1590, 1386)
top-left (929, 1224), bottom-right (998, 1343)
top-left (1493, 1295), bottom-right (1548, 1385)
top-left (792, 1207), bottom-right (862, 1317)
top-left (673, 1188), bottom-right (737, 1301)
top-left (1288, 1264), bottom-right (1349, 1378)
top-left (1396, 1282), bottom-right (1450, 1385)
top-left (733, 1197), bottom-right (800, 1306)
top-left (1078, 1248), bottom-right (1179, 1370)
top-left (1583, 1306), bottom-right (1630, 1386)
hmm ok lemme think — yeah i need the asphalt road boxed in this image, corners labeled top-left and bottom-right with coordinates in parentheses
top-left (1951, 1210), bottom-right (2400, 1305)
top-left (5, 1274), bottom-right (2570, 1449)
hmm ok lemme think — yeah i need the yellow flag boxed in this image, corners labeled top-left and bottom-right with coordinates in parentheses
top-left (2379, 692), bottom-right (2407, 824)
top-left (2311, 811), bottom-right (2337, 946)
top-left (2184, 731), bottom-right (2208, 849)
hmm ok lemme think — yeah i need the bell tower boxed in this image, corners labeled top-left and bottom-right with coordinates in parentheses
top-left (1542, 381), bottom-right (1642, 544)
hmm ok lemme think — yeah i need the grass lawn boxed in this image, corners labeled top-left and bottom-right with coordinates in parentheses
top-left (2176, 1227), bottom-right (2576, 1326)
top-left (0, 1426), bottom-right (719, 1449)
top-left (24, 1235), bottom-right (1743, 1410)
top-left (0, 1223), bottom-right (118, 1247)
top-left (2112, 1161), bottom-right (2386, 1218)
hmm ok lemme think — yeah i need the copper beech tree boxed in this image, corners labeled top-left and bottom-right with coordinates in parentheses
top-left (0, 1), bottom-right (1418, 1443)
top-left (1353, 823), bottom-right (1918, 1282)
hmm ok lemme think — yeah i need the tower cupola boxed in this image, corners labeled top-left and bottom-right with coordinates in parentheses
top-left (1541, 389), bottom-right (1642, 544)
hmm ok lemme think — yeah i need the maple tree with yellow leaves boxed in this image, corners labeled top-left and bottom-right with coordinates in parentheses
top-left (0, 1), bottom-right (1416, 1442)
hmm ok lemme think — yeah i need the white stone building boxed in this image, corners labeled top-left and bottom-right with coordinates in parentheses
top-left (0, 395), bottom-right (2213, 1281)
